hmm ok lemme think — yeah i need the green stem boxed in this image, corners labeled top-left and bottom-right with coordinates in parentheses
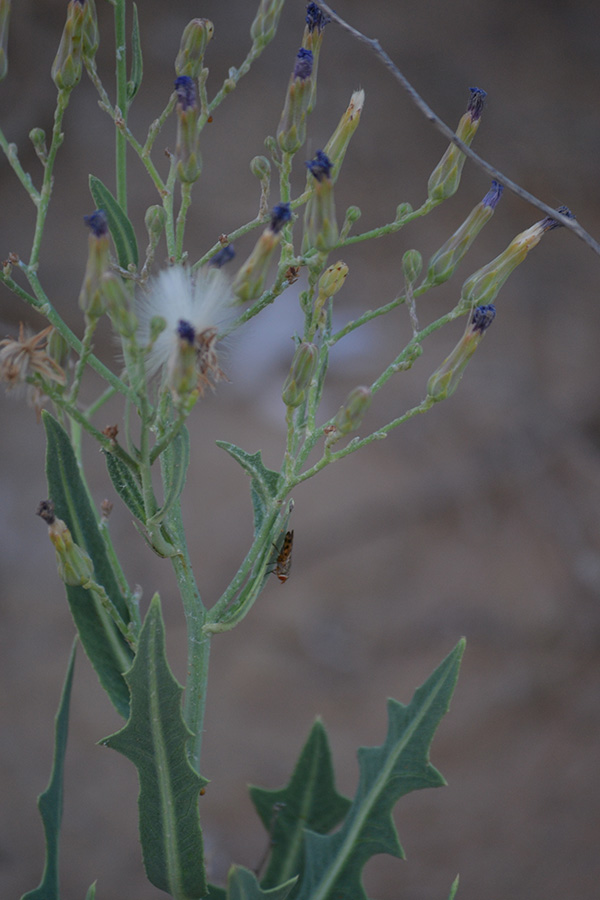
top-left (29, 90), bottom-right (70, 267)
top-left (114, 0), bottom-right (128, 211)
top-left (175, 182), bottom-right (193, 261)
top-left (0, 127), bottom-right (41, 204)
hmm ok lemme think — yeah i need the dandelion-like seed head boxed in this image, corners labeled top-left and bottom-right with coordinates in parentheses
top-left (137, 266), bottom-right (233, 397)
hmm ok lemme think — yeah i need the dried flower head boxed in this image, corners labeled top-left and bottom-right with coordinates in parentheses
top-left (136, 266), bottom-right (232, 397)
top-left (0, 323), bottom-right (66, 412)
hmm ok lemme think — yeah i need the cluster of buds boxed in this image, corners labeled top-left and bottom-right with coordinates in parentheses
top-left (175, 18), bottom-right (213, 79)
top-left (232, 202), bottom-right (291, 302)
top-left (250, 0), bottom-right (285, 48)
top-left (51, 0), bottom-right (99, 91)
top-left (458, 206), bottom-right (574, 310)
top-left (425, 181), bottom-right (504, 287)
top-left (427, 304), bottom-right (496, 401)
top-left (36, 500), bottom-right (94, 588)
top-left (428, 87), bottom-right (487, 203)
top-left (174, 75), bottom-right (201, 183)
top-left (276, 47), bottom-right (314, 153)
top-left (303, 150), bottom-right (338, 253)
top-left (325, 385), bottom-right (372, 448)
top-left (281, 341), bottom-right (318, 408)
top-left (0, 0), bottom-right (10, 81)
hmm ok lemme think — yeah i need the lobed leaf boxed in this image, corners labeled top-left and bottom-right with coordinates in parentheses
top-left (43, 412), bottom-right (133, 718)
top-left (100, 594), bottom-right (208, 899)
top-left (250, 720), bottom-right (350, 890)
top-left (89, 174), bottom-right (139, 270)
top-left (226, 867), bottom-right (297, 900)
top-left (295, 640), bottom-right (465, 900)
top-left (21, 641), bottom-right (77, 900)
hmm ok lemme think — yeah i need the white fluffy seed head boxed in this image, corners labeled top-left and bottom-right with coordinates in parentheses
top-left (136, 266), bottom-right (233, 378)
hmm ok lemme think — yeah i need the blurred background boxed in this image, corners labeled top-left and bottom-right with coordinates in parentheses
top-left (1, 1), bottom-right (600, 898)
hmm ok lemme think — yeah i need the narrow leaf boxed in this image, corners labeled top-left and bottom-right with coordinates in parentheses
top-left (84, 883), bottom-right (97, 900)
top-left (250, 720), bottom-right (350, 890)
top-left (89, 174), bottom-right (139, 270)
top-left (227, 867), bottom-right (297, 900)
top-left (21, 641), bottom-right (77, 900)
top-left (104, 451), bottom-right (145, 522)
top-left (100, 595), bottom-right (208, 899)
top-left (447, 875), bottom-right (460, 900)
top-left (43, 412), bottom-right (133, 718)
top-left (216, 441), bottom-right (282, 534)
top-left (296, 640), bottom-right (465, 900)
top-left (149, 424), bottom-right (190, 525)
top-left (127, 3), bottom-right (143, 102)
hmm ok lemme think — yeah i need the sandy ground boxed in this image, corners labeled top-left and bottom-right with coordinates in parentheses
top-left (1, 2), bottom-right (600, 898)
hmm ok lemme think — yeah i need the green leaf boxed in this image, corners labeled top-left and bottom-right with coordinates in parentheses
top-left (227, 867), bottom-right (297, 900)
top-left (149, 424), bottom-right (190, 525)
top-left (216, 442), bottom-right (282, 534)
top-left (296, 640), bottom-right (465, 900)
top-left (84, 882), bottom-right (97, 900)
top-left (89, 174), bottom-right (139, 270)
top-left (250, 720), bottom-right (350, 890)
top-left (43, 412), bottom-right (133, 718)
top-left (104, 451), bottom-right (145, 522)
top-left (127, 3), bottom-right (143, 102)
top-left (21, 641), bottom-right (77, 900)
top-left (100, 595), bottom-right (208, 899)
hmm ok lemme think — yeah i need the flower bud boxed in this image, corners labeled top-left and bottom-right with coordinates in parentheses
top-left (302, 3), bottom-right (331, 114)
top-left (175, 18), bottom-right (214, 79)
top-left (145, 204), bottom-right (166, 240)
top-left (303, 150), bottom-right (338, 253)
top-left (250, 154), bottom-right (271, 181)
top-left (282, 342), bottom-right (318, 407)
top-left (426, 181), bottom-right (503, 287)
top-left (313, 260), bottom-right (348, 328)
top-left (79, 209), bottom-right (110, 319)
top-left (0, 0), bottom-right (10, 82)
top-left (250, 0), bottom-right (285, 47)
top-left (81, 0), bottom-right (99, 61)
top-left (47, 327), bottom-right (70, 369)
top-left (427, 304), bottom-right (496, 401)
top-left (174, 75), bottom-right (201, 183)
top-left (37, 500), bottom-right (94, 588)
top-left (232, 203), bottom-right (291, 302)
top-left (102, 273), bottom-right (138, 339)
top-left (321, 89), bottom-right (365, 182)
top-left (427, 87), bottom-right (487, 203)
top-left (458, 205), bottom-right (574, 310)
top-left (326, 386), bottom-right (372, 447)
top-left (29, 127), bottom-right (48, 164)
top-left (167, 319), bottom-right (199, 406)
top-left (51, 1), bottom-right (85, 91)
top-left (276, 48), bottom-right (313, 154)
top-left (402, 249), bottom-right (423, 286)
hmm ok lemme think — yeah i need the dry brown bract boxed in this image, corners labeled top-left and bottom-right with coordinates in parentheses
top-left (0, 323), bottom-right (66, 415)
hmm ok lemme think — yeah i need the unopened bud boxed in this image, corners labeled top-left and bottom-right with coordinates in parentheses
top-left (250, 154), bottom-right (271, 181)
top-left (232, 203), bottom-right (290, 302)
top-left (428, 87), bottom-right (487, 203)
top-left (303, 150), bottom-right (338, 253)
top-left (327, 385), bottom-right (372, 446)
top-left (282, 341), bottom-right (318, 407)
top-left (313, 260), bottom-right (348, 328)
top-left (81, 0), bottom-right (99, 60)
top-left (145, 204), bottom-right (166, 240)
top-left (459, 205), bottom-right (573, 310)
top-left (51, 0), bottom-right (85, 91)
top-left (37, 500), bottom-right (94, 587)
top-left (427, 304), bottom-right (496, 401)
top-left (175, 18), bottom-right (213, 79)
top-left (47, 328), bottom-right (70, 369)
top-left (276, 48), bottom-right (313, 153)
top-left (174, 76), bottom-right (201, 183)
top-left (102, 273), bottom-right (137, 339)
top-left (0, 0), bottom-right (10, 81)
top-left (402, 249), bottom-right (423, 286)
top-left (250, 0), bottom-right (285, 47)
top-left (29, 127), bottom-right (48, 164)
top-left (426, 181), bottom-right (503, 287)
top-left (79, 210), bottom-right (110, 319)
top-left (321, 89), bottom-right (365, 182)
